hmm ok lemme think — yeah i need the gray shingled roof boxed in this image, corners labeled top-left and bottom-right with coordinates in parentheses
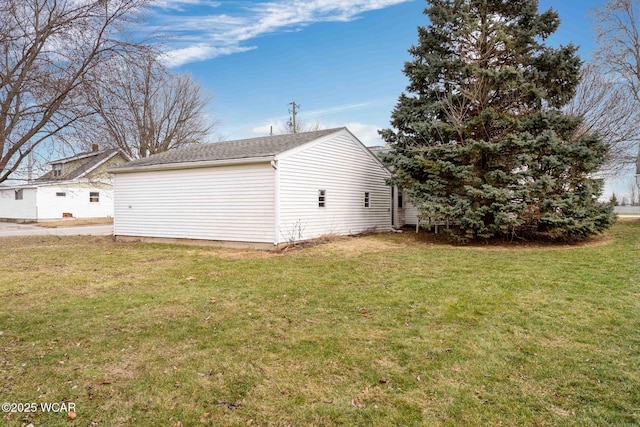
top-left (111, 128), bottom-right (345, 170)
top-left (36, 149), bottom-right (120, 181)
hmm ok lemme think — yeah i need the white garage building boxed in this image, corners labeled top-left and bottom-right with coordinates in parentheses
top-left (110, 128), bottom-right (392, 247)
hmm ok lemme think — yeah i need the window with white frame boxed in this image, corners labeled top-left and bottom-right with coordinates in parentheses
top-left (53, 164), bottom-right (62, 177)
top-left (364, 192), bottom-right (370, 208)
top-left (318, 189), bottom-right (326, 208)
top-left (14, 189), bottom-right (23, 200)
top-left (89, 192), bottom-right (99, 203)
top-left (398, 190), bottom-right (403, 208)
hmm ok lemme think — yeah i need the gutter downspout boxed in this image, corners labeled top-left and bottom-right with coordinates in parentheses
top-left (635, 148), bottom-right (640, 191)
top-left (272, 158), bottom-right (280, 246)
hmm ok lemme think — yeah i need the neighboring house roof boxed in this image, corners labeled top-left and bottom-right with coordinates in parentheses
top-left (367, 145), bottom-right (389, 158)
top-left (110, 128), bottom-right (346, 172)
top-left (36, 148), bottom-right (121, 182)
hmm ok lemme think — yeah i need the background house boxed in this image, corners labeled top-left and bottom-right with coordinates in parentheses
top-left (368, 145), bottom-right (420, 228)
top-left (110, 128), bottom-right (392, 247)
top-left (0, 145), bottom-right (128, 222)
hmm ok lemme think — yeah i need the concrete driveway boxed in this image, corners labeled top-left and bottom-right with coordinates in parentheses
top-left (0, 222), bottom-right (112, 237)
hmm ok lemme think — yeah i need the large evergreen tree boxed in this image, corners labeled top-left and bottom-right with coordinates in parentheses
top-left (380, 0), bottom-right (615, 242)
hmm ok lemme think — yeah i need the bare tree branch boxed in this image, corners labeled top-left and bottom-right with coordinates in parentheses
top-left (75, 50), bottom-right (215, 158)
top-left (564, 63), bottom-right (640, 176)
top-left (280, 118), bottom-right (321, 135)
top-left (591, 0), bottom-right (640, 178)
top-left (0, 0), bottom-right (149, 184)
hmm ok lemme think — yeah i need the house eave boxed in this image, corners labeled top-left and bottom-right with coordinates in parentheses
top-left (109, 156), bottom-right (274, 174)
top-left (0, 185), bottom-right (38, 190)
top-left (74, 151), bottom-right (120, 179)
top-left (33, 178), bottom-right (112, 186)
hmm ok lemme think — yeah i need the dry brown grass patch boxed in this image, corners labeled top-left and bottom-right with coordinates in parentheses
top-left (36, 217), bottom-right (113, 228)
top-left (184, 248), bottom-right (280, 259)
top-left (617, 216), bottom-right (640, 223)
top-left (300, 234), bottom-right (406, 257)
top-left (398, 228), bottom-right (615, 251)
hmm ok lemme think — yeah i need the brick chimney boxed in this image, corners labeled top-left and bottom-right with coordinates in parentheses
top-left (92, 144), bottom-right (99, 152)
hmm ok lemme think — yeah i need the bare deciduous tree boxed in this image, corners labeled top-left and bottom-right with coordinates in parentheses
top-left (591, 0), bottom-right (640, 178)
top-left (564, 63), bottom-right (640, 176)
top-left (278, 102), bottom-right (322, 134)
top-left (0, 0), bottom-right (148, 184)
top-left (78, 51), bottom-right (215, 159)
top-left (280, 118), bottom-right (322, 135)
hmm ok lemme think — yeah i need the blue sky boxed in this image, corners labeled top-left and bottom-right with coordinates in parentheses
top-left (146, 0), bottom-right (632, 196)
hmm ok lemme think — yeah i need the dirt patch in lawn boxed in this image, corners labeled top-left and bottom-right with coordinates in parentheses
top-left (400, 229), bottom-right (615, 251)
top-left (297, 234), bottom-right (406, 258)
top-left (37, 218), bottom-right (113, 228)
top-left (186, 234), bottom-right (406, 259)
top-left (185, 248), bottom-right (280, 259)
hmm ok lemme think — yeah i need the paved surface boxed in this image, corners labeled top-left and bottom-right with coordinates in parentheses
top-left (0, 222), bottom-right (112, 237)
top-left (615, 206), bottom-right (640, 215)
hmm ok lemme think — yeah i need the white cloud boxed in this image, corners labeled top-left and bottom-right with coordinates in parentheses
top-left (251, 123), bottom-right (276, 135)
top-left (302, 98), bottom-right (396, 117)
top-left (151, 0), bottom-right (412, 67)
top-left (161, 43), bottom-right (255, 68)
top-left (153, 0), bottom-right (221, 12)
top-left (342, 122), bottom-right (385, 146)
top-left (243, 98), bottom-right (391, 145)
top-left (304, 102), bottom-right (378, 117)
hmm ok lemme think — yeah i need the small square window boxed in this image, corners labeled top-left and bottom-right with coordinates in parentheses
top-left (14, 189), bottom-right (23, 200)
top-left (364, 192), bottom-right (370, 208)
top-left (53, 164), bottom-right (62, 177)
top-left (89, 192), bottom-right (99, 203)
top-left (318, 189), bottom-right (326, 208)
top-left (56, 192), bottom-right (66, 197)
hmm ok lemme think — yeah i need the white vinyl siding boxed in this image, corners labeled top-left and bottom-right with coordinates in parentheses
top-left (0, 185), bottom-right (114, 221)
top-left (402, 201), bottom-right (420, 226)
top-left (277, 130), bottom-right (391, 243)
top-left (0, 187), bottom-right (37, 220)
top-left (114, 163), bottom-right (275, 243)
top-left (394, 189), bottom-right (420, 227)
top-left (36, 185), bottom-right (114, 219)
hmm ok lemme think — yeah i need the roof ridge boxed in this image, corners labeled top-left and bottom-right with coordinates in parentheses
top-left (114, 127), bottom-right (346, 170)
top-left (36, 149), bottom-right (122, 181)
top-left (51, 147), bottom-right (119, 165)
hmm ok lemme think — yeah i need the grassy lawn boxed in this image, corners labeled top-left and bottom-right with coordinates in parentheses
top-left (1, 221), bottom-right (639, 426)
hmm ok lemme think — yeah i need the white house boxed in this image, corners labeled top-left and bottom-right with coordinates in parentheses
top-left (110, 128), bottom-right (392, 248)
top-left (368, 146), bottom-right (420, 228)
top-left (0, 146), bottom-right (128, 222)
top-left (392, 188), bottom-right (421, 228)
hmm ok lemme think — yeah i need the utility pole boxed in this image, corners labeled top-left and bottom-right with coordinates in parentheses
top-left (27, 151), bottom-right (33, 184)
top-left (288, 101), bottom-right (299, 133)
